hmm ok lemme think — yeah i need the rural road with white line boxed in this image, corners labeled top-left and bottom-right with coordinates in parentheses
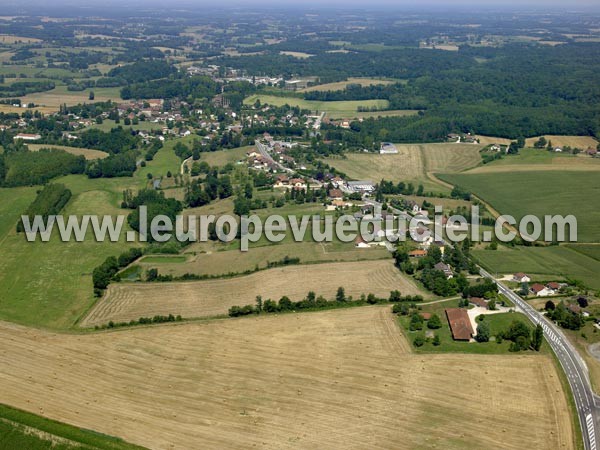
top-left (481, 268), bottom-right (599, 450)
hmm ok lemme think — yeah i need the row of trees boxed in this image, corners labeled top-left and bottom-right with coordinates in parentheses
top-left (16, 183), bottom-right (72, 232)
top-left (228, 289), bottom-right (389, 317)
top-left (92, 248), bottom-right (143, 295)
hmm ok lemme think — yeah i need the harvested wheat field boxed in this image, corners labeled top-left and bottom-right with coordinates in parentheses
top-left (475, 135), bottom-right (513, 146)
top-left (323, 143), bottom-right (482, 185)
top-left (0, 307), bottom-right (574, 449)
top-left (524, 135), bottom-right (598, 149)
top-left (81, 260), bottom-right (424, 327)
top-left (26, 144), bottom-right (109, 160)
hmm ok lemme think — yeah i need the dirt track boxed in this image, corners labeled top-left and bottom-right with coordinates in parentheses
top-left (0, 307), bottom-right (573, 449)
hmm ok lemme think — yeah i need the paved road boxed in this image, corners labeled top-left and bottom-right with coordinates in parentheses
top-left (254, 140), bottom-right (288, 172)
top-left (480, 268), bottom-right (599, 450)
top-left (360, 197), bottom-right (596, 447)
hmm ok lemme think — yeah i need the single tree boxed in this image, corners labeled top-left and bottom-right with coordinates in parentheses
top-left (427, 314), bottom-right (442, 329)
top-left (532, 324), bottom-right (543, 351)
top-left (475, 320), bottom-right (490, 342)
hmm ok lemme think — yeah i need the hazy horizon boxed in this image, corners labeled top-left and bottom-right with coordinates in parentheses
top-left (1, 0), bottom-right (600, 15)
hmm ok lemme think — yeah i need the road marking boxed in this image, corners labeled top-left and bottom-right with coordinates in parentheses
top-left (481, 268), bottom-right (596, 448)
top-left (586, 413), bottom-right (596, 450)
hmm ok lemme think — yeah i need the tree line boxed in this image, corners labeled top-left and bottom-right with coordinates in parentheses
top-left (16, 183), bottom-right (71, 233)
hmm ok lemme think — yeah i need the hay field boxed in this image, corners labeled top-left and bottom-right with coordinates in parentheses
top-left (476, 135), bottom-right (513, 146)
top-left (244, 94), bottom-right (390, 119)
top-left (141, 241), bottom-right (390, 277)
top-left (301, 77), bottom-right (396, 92)
top-left (0, 35), bottom-right (41, 44)
top-left (197, 145), bottom-right (251, 167)
top-left (19, 86), bottom-right (121, 111)
top-left (80, 260), bottom-right (424, 326)
top-left (467, 148), bottom-right (600, 174)
top-left (0, 105), bottom-right (57, 114)
top-left (280, 51), bottom-right (314, 58)
top-left (26, 144), bottom-right (109, 160)
top-left (0, 307), bottom-right (574, 449)
top-left (524, 135), bottom-right (598, 149)
top-left (323, 143), bottom-right (482, 189)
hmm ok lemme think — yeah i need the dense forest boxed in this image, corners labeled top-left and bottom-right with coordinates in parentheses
top-left (0, 149), bottom-right (85, 186)
top-left (120, 75), bottom-right (220, 100)
top-left (227, 43), bottom-right (600, 138)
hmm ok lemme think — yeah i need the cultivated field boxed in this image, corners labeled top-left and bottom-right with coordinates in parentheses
top-left (280, 51), bottom-right (314, 58)
top-left (476, 135), bottom-right (513, 146)
top-left (19, 85), bottom-right (121, 111)
top-left (243, 94), bottom-right (391, 119)
top-left (0, 307), bottom-right (574, 449)
top-left (0, 140), bottom-right (177, 328)
top-left (196, 145), bottom-right (251, 167)
top-left (140, 240), bottom-right (390, 277)
top-left (439, 171), bottom-right (600, 243)
top-left (300, 77), bottom-right (397, 92)
top-left (26, 144), bottom-right (109, 160)
top-left (468, 149), bottom-right (600, 174)
top-left (0, 34), bottom-right (41, 44)
top-left (80, 259), bottom-right (425, 327)
top-left (473, 245), bottom-right (600, 289)
top-left (324, 143), bottom-right (482, 191)
top-left (524, 135), bottom-right (598, 149)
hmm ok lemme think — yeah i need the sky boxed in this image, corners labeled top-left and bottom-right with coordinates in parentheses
top-left (1, 0), bottom-right (599, 16)
top-left (2, 0), bottom-right (600, 8)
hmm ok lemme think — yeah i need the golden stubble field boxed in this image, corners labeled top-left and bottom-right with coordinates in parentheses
top-left (80, 260), bottom-right (425, 327)
top-left (323, 143), bottom-right (483, 185)
top-left (0, 307), bottom-right (574, 449)
top-left (26, 144), bottom-right (109, 160)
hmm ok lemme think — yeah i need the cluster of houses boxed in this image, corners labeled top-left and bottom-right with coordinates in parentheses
top-left (512, 273), bottom-right (566, 297)
top-left (447, 133), bottom-right (479, 144)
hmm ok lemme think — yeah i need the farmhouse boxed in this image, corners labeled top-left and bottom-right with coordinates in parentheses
top-left (347, 180), bottom-right (376, 194)
top-left (546, 282), bottom-right (561, 292)
top-left (274, 175), bottom-right (289, 187)
top-left (328, 189), bottom-right (344, 200)
top-left (513, 273), bottom-right (531, 283)
top-left (469, 297), bottom-right (488, 308)
top-left (445, 308), bottom-right (474, 341)
top-left (406, 201), bottom-right (421, 215)
top-left (530, 283), bottom-right (553, 297)
top-left (331, 199), bottom-right (351, 208)
top-left (355, 236), bottom-right (371, 248)
top-left (13, 133), bottom-right (41, 141)
top-left (289, 178), bottom-right (307, 190)
top-left (380, 142), bottom-right (398, 154)
top-left (434, 262), bottom-right (453, 279)
top-left (408, 249), bottom-right (427, 258)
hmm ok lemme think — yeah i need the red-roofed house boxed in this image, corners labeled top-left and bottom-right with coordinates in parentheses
top-left (14, 133), bottom-right (41, 141)
top-left (469, 297), bottom-right (488, 308)
top-left (530, 283), bottom-right (553, 297)
top-left (445, 308), bottom-right (474, 341)
top-left (513, 273), bottom-right (531, 283)
top-left (328, 189), bottom-right (343, 200)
